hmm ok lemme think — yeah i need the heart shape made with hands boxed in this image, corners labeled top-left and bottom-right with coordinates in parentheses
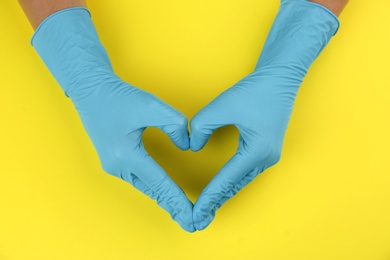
top-left (31, 0), bottom-right (337, 232)
top-left (140, 68), bottom-right (289, 232)
top-left (56, 66), bottom-right (290, 234)
top-left (143, 124), bottom-right (240, 232)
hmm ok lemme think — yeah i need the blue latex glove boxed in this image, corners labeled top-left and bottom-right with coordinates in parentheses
top-left (190, 0), bottom-right (340, 230)
top-left (32, 8), bottom-right (195, 232)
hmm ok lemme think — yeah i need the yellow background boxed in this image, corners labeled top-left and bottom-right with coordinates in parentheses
top-left (1, 0), bottom-right (390, 259)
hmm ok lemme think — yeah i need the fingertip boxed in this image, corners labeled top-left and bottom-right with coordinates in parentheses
top-left (189, 113), bottom-right (220, 152)
top-left (154, 180), bottom-right (195, 232)
top-left (189, 132), bottom-right (208, 152)
top-left (173, 135), bottom-right (190, 151)
top-left (174, 210), bottom-right (196, 232)
top-left (181, 223), bottom-right (197, 233)
top-left (170, 200), bottom-right (196, 232)
top-left (164, 125), bottom-right (189, 151)
top-left (193, 198), bottom-right (216, 230)
top-left (189, 138), bottom-right (202, 152)
top-left (193, 213), bottom-right (214, 231)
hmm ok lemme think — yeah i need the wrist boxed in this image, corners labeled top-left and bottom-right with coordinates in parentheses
top-left (32, 8), bottom-right (115, 98)
top-left (309, 0), bottom-right (349, 17)
top-left (19, 0), bottom-right (87, 30)
top-left (255, 0), bottom-right (339, 80)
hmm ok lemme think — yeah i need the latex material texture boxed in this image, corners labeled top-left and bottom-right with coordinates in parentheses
top-left (32, 8), bottom-right (195, 232)
top-left (190, 0), bottom-right (339, 230)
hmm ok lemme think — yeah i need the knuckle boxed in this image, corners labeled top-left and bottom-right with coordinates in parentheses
top-left (101, 157), bottom-right (120, 176)
top-left (100, 150), bottom-right (132, 177)
top-left (269, 151), bottom-right (282, 166)
top-left (175, 115), bottom-right (188, 129)
top-left (190, 116), bottom-right (203, 133)
top-left (254, 138), bottom-right (282, 167)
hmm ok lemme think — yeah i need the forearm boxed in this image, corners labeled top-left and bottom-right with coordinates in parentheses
top-left (310, 0), bottom-right (348, 16)
top-left (18, 0), bottom-right (86, 30)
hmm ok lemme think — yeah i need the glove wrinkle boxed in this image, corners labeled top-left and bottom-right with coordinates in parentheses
top-left (191, 0), bottom-right (340, 230)
top-left (32, 7), bottom-right (195, 232)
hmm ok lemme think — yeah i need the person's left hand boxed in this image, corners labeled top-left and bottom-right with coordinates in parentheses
top-left (189, 0), bottom-right (339, 231)
top-left (189, 69), bottom-right (298, 230)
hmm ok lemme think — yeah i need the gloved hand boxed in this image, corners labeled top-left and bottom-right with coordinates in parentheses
top-left (190, 0), bottom-right (339, 230)
top-left (32, 8), bottom-right (195, 232)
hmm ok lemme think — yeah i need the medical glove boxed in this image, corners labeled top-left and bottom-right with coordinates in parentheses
top-left (32, 8), bottom-right (195, 232)
top-left (190, 0), bottom-right (340, 230)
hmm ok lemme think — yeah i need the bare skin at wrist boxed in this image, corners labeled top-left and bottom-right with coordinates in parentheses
top-left (19, 0), bottom-right (348, 31)
top-left (310, 0), bottom-right (349, 16)
top-left (18, 0), bottom-right (86, 30)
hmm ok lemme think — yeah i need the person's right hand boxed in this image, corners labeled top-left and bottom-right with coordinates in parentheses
top-left (75, 74), bottom-right (195, 232)
top-left (32, 8), bottom-right (195, 232)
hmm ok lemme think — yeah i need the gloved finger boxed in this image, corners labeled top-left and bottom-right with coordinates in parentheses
top-left (192, 145), bottom-right (268, 230)
top-left (212, 167), bottom-right (259, 213)
top-left (210, 134), bottom-right (278, 214)
top-left (142, 98), bottom-right (190, 151)
top-left (123, 151), bottom-right (195, 232)
top-left (190, 93), bottom-right (238, 152)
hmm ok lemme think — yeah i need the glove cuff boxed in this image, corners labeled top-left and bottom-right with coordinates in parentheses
top-left (255, 0), bottom-right (340, 80)
top-left (279, 0), bottom-right (340, 33)
top-left (32, 7), bottom-right (114, 98)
